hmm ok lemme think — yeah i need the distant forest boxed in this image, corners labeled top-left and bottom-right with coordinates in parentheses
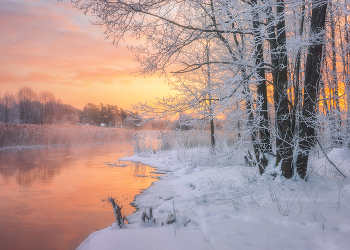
top-left (0, 87), bottom-right (80, 125)
top-left (0, 86), bottom-right (169, 129)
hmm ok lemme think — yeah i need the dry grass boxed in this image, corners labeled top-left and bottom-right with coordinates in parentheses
top-left (131, 129), bottom-right (238, 156)
top-left (0, 124), bottom-right (134, 149)
top-left (156, 130), bottom-right (237, 150)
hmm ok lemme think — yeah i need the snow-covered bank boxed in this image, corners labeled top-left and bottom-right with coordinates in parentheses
top-left (77, 148), bottom-right (350, 250)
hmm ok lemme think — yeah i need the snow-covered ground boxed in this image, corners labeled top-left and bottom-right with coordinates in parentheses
top-left (77, 147), bottom-right (350, 250)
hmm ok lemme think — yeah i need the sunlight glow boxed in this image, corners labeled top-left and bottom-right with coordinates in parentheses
top-left (0, 0), bottom-right (171, 109)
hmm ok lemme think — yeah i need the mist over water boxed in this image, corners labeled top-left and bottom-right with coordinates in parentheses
top-left (0, 143), bottom-right (162, 250)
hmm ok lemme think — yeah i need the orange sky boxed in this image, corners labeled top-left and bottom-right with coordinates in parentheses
top-left (0, 0), bottom-right (171, 110)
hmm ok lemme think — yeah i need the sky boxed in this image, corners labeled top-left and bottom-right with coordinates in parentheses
top-left (0, 0), bottom-right (171, 110)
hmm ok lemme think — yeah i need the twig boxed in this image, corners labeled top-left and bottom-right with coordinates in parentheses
top-left (316, 138), bottom-right (346, 178)
top-left (108, 197), bottom-right (125, 228)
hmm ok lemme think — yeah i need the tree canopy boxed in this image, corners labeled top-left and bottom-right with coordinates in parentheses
top-left (71, 0), bottom-right (350, 179)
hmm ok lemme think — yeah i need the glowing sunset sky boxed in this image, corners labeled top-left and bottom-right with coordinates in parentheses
top-left (0, 0), bottom-right (171, 109)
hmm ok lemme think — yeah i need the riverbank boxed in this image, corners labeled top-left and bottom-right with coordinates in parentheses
top-left (77, 147), bottom-right (350, 250)
top-left (0, 124), bottom-right (133, 149)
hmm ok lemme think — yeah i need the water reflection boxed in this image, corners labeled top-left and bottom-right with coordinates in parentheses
top-left (0, 148), bottom-right (68, 185)
top-left (0, 143), bottom-right (161, 250)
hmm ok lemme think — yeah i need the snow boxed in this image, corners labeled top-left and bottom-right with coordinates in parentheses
top-left (77, 147), bottom-right (350, 250)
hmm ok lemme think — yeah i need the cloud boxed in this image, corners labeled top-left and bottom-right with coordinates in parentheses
top-left (0, 0), bottom-right (136, 85)
top-left (0, 0), bottom-right (171, 109)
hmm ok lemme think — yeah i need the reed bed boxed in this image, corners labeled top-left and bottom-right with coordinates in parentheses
top-left (131, 129), bottom-right (244, 170)
top-left (156, 130), bottom-right (238, 150)
top-left (0, 124), bottom-right (134, 149)
top-left (132, 129), bottom-right (238, 154)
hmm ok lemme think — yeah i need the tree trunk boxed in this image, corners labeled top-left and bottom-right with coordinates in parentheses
top-left (265, 0), bottom-right (293, 178)
top-left (346, 15), bottom-right (350, 136)
top-left (296, 0), bottom-right (328, 179)
top-left (252, 0), bottom-right (272, 174)
top-left (210, 117), bottom-right (215, 147)
top-left (329, 1), bottom-right (342, 145)
top-left (292, 0), bottom-right (305, 135)
top-left (245, 84), bottom-right (261, 171)
top-left (205, 40), bottom-right (215, 148)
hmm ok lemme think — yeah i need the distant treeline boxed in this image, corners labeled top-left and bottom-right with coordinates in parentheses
top-left (0, 87), bottom-right (169, 129)
top-left (81, 103), bottom-right (172, 130)
top-left (81, 103), bottom-right (128, 127)
top-left (0, 87), bottom-right (80, 125)
top-left (0, 87), bottom-right (219, 130)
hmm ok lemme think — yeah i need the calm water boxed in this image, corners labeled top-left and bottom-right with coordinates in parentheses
top-left (0, 143), bottom-right (161, 250)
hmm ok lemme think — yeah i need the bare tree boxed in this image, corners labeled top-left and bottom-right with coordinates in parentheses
top-left (17, 86), bottom-right (40, 124)
top-left (39, 90), bottom-right (56, 124)
top-left (296, 0), bottom-right (328, 179)
top-left (1, 92), bottom-right (17, 123)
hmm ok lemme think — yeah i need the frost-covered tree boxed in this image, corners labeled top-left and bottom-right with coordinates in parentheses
top-left (296, 0), bottom-right (329, 179)
top-left (71, 0), bottom-right (350, 180)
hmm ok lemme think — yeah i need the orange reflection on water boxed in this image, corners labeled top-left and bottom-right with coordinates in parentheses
top-left (0, 143), bottom-right (162, 250)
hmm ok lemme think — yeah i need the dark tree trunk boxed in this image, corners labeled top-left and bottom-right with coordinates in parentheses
top-left (265, 0), bottom-right (293, 178)
top-left (252, 0), bottom-right (272, 174)
top-left (296, 0), bottom-right (328, 179)
top-left (292, 0), bottom-right (305, 135)
top-left (245, 86), bottom-right (261, 171)
top-left (205, 40), bottom-right (215, 148)
top-left (346, 16), bottom-right (350, 134)
top-left (210, 118), bottom-right (215, 148)
top-left (329, 1), bottom-right (342, 145)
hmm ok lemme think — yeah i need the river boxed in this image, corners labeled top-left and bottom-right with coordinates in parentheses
top-left (0, 142), bottom-right (161, 250)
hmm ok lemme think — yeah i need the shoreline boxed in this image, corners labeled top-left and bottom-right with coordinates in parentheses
top-left (77, 148), bottom-right (350, 250)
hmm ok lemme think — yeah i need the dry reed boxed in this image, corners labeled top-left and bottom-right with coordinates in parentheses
top-left (0, 124), bottom-right (134, 149)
